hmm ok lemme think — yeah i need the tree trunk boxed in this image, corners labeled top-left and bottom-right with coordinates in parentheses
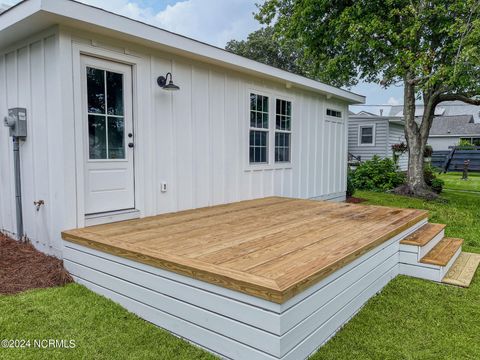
top-left (402, 79), bottom-right (432, 197)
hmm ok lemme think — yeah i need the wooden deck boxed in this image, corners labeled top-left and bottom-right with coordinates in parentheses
top-left (62, 197), bottom-right (428, 303)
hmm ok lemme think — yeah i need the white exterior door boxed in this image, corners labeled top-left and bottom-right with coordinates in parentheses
top-left (81, 56), bottom-right (135, 215)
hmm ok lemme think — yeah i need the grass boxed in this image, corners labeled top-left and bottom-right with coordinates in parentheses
top-left (312, 173), bottom-right (480, 359)
top-left (1, 174), bottom-right (479, 359)
top-left (0, 285), bottom-right (215, 360)
top-left (438, 171), bottom-right (480, 192)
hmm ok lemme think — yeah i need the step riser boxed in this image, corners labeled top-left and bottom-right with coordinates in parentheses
top-left (399, 246), bottom-right (461, 282)
top-left (419, 229), bottom-right (445, 259)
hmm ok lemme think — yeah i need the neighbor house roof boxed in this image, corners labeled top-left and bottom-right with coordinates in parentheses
top-left (0, 0), bottom-right (365, 104)
top-left (429, 115), bottom-right (480, 137)
top-left (389, 101), bottom-right (480, 122)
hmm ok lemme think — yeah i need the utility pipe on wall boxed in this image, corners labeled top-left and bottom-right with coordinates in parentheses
top-left (4, 108), bottom-right (27, 240)
top-left (13, 137), bottom-right (24, 239)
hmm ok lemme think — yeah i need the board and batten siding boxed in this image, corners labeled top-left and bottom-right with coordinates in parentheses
top-left (0, 27), bottom-right (350, 255)
top-left (151, 58), bottom-right (348, 216)
top-left (0, 29), bottom-right (66, 256)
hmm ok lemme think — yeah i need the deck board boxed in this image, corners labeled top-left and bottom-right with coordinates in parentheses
top-left (62, 197), bottom-right (428, 303)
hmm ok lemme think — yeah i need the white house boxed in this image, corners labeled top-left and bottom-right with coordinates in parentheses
top-left (348, 112), bottom-right (408, 170)
top-left (3, 4), bottom-right (476, 360)
top-left (0, 0), bottom-right (364, 257)
top-left (427, 115), bottom-right (480, 151)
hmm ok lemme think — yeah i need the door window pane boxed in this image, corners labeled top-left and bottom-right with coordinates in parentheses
top-left (87, 67), bottom-right (105, 114)
top-left (107, 71), bottom-right (124, 116)
top-left (108, 117), bottom-right (125, 159)
top-left (88, 115), bottom-right (107, 159)
top-left (87, 66), bottom-right (127, 160)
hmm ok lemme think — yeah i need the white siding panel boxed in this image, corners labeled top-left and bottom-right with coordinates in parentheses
top-left (2, 29), bottom-right (351, 253)
top-left (0, 34), bottom-right (60, 255)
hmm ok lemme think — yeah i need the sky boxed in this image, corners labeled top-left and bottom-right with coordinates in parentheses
top-left (3, 0), bottom-right (403, 109)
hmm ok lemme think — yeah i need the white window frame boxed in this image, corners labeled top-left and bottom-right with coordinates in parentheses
top-left (248, 92), bottom-right (270, 165)
top-left (274, 98), bottom-right (292, 163)
top-left (326, 108), bottom-right (342, 118)
top-left (358, 124), bottom-right (376, 146)
top-left (245, 89), bottom-right (294, 170)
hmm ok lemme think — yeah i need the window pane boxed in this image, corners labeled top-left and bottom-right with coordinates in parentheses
top-left (362, 127), bottom-right (373, 136)
top-left (249, 147), bottom-right (255, 163)
top-left (250, 94), bottom-right (257, 111)
top-left (107, 71), bottom-right (124, 116)
top-left (262, 96), bottom-right (268, 113)
top-left (88, 115), bottom-right (107, 159)
top-left (275, 132), bottom-right (290, 162)
top-left (263, 113), bottom-right (269, 129)
top-left (250, 112), bottom-right (256, 127)
top-left (108, 116), bottom-right (125, 159)
top-left (87, 67), bottom-right (105, 114)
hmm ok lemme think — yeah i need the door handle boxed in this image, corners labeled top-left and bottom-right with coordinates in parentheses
top-left (128, 142), bottom-right (134, 148)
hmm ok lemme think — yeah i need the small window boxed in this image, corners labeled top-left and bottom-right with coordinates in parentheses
top-left (249, 93), bottom-right (269, 164)
top-left (275, 99), bottom-right (291, 162)
top-left (326, 108), bottom-right (342, 118)
top-left (359, 125), bottom-right (375, 145)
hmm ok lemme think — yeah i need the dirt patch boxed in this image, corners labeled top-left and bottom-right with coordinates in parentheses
top-left (0, 234), bottom-right (72, 295)
top-left (346, 196), bottom-right (367, 204)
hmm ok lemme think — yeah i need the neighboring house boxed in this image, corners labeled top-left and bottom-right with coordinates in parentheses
top-left (390, 101), bottom-right (480, 123)
top-left (0, 0), bottom-right (364, 257)
top-left (348, 113), bottom-right (408, 170)
top-left (428, 115), bottom-right (480, 151)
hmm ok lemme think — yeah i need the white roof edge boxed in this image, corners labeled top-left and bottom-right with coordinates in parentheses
top-left (0, 0), bottom-right (365, 104)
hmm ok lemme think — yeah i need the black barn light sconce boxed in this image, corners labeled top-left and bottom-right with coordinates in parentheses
top-left (157, 72), bottom-right (180, 91)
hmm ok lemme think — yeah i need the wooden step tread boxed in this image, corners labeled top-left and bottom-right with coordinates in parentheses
top-left (420, 237), bottom-right (463, 266)
top-left (442, 252), bottom-right (480, 287)
top-left (400, 223), bottom-right (446, 246)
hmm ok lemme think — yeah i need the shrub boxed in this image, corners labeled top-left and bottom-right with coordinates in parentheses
top-left (424, 163), bottom-right (436, 186)
top-left (458, 139), bottom-right (475, 149)
top-left (431, 178), bottom-right (444, 194)
top-left (423, 144), bottom-right (433, 158)
top-left (424, 163), bottom-right (444, 194)
top-left (352, 156), bottom-right (405, 191)
top-left (346, 168), bottom-right (356, 197)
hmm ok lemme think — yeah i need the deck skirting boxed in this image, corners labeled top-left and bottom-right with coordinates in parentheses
top-left (63, 217), bottom-right (425, 359)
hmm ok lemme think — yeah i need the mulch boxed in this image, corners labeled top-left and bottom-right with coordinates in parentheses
top-left (0, 234), bottom-right (73, 295)
top-left (346, 196), bottom-right (367, 204)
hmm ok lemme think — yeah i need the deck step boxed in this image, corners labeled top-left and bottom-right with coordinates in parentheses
top-left (400, 223), bottom-right (446, 246)
top-left (420, 237), bottom-right (463, 266)
top-left (442, 252), bottom-right (480, 287)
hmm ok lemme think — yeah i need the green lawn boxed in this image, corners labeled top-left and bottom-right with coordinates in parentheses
top-left (0, 285), bottom-right (215, 360)
top-left (439, 171), bottom-right (480, 192)
top-left (1, 175), bottom-right (479, 360)
top-left (312, 179), bottom-right (480, 359)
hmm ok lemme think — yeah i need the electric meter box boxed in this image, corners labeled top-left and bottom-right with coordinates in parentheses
top-left (4, 108), bottom-right (27, 138)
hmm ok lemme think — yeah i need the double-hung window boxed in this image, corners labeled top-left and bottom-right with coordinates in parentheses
top-left (249, 93), bottom-right (269, 163)
top-left (275, 99), bottom-right (292, 162)
top-left (359, 125), bottom-right (375, 146)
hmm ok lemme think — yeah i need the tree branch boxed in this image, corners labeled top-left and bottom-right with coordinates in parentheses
top-left (436, 94), bottom-right (480, 105)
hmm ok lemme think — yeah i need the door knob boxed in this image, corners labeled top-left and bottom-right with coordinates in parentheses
top-left (128, 143), bottom-right (134, 148)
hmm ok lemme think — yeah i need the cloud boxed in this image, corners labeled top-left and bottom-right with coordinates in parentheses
top-left (154, 0), bottom-right (260, 47)
top-left (74, 0), bottom-right (261, 48)
top-left (387, 96), bottom-right (401, 106)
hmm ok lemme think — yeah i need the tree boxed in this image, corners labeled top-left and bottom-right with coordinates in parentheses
top-left (257, 0), bottom-right (480, 197)
top-left (225, 27), bottom-right (311, 77)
